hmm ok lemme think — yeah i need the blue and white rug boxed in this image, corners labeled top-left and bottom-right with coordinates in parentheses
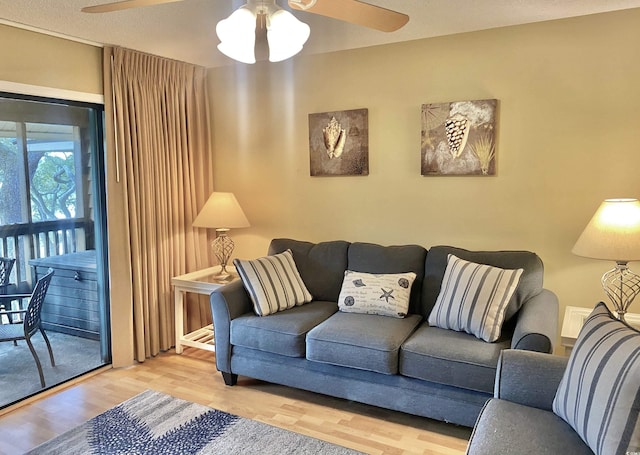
top-left (27, 390), bottom-right (363, 454)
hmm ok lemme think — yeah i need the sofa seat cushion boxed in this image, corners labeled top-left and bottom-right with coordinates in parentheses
top-left (400, 324), bottom-right (510, 393)
top-left (467, 398), bottom-right (593, 455)
top-left (306, 312), bottom-right (422, 374)
top-left (230, 301), bottom-right (337, 357)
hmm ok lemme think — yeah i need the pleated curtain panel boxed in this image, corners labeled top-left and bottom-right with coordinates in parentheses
top-left (103, 46), bottom-right (213, 362)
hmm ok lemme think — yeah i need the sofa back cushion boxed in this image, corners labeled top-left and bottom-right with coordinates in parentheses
top-left (268, 238), bottom-right (350, 302)
top-left (422, 246), bottom-right (543, 320)
top-left (347, 242), bottom-right (427, 315)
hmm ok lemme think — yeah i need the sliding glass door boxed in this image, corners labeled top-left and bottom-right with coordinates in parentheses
top-left (0, 93), bottom-right (110, 407)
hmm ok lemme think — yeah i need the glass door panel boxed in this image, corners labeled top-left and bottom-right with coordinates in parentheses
top-left (0, 94), bottom-right (111, 408)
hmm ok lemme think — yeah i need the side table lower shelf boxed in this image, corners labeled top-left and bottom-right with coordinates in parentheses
top-left (179, 324), bottom-right (215, 352)
top-left (172, 266), bottom-right (238, 354)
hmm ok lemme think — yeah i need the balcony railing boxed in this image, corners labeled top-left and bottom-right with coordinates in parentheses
top-left (0, 219), bottom-right (93, 285)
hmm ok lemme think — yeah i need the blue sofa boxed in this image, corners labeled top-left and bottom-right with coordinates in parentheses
top-left (210, 238), bottom-right (558, 427)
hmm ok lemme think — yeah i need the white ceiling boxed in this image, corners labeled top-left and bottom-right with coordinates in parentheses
top-left (2, 0), bottom-right (640, 68)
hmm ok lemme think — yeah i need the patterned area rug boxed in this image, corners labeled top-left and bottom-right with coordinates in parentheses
top-left (27, 390), bottom-right (363, 455)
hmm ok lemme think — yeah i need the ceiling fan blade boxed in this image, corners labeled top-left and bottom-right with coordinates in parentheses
top-left (82, 0), bottom-right (185, 13)
top-left (288, 0), bottom-right (409, 32)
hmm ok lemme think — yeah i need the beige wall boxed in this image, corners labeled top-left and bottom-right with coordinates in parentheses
top-left (0, 24), bottom-right (134, 367)
top-left (208, 8), bottom-right (640, 347)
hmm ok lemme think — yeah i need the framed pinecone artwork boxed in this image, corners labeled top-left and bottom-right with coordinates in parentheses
top-left (308, 108), bottom-right (369, 176)
top-left (421, 99), bottom-right (498, 176)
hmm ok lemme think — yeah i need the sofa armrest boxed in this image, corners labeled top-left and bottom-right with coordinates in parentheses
top-left (210, 280), bottom-right (253, 373)
top-left (511, 289), bottom-right (558, 353)
top-left (494, 350), bottom-right (568, 411)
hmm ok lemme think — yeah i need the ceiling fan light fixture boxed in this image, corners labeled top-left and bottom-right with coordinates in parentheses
top-left (267, 9), bottom-right (310, 62)
top-left (216, 6), bottom-right (257, 64)
top-left (216, 1), bottom-right (309, 64)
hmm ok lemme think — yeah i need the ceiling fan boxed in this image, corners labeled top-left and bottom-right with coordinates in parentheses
top-left (82, 0), bottom-right (409, 63)
top-left (82, 0), bottom-right (409, 32)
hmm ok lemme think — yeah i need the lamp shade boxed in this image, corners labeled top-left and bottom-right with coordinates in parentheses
top-left (267, 9), bottom-right (310, 62)
top-left (216, 6), bottom-right (257, 64)
top-left (572, 198), bottom-right (640, 262)
top-left (193, 192), bottom-right (250, 229)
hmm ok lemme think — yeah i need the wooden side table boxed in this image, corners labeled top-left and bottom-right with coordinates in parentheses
top-left (172, 266), bottom-right (238, 354)
top-left (561, 305), bottom-right (640, 355)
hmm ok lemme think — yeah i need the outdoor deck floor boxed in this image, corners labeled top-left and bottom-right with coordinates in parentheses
top-left (0, 330), bottom-right (104, 408)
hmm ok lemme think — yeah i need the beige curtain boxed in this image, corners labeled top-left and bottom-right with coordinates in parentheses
top-left (104, 47), bottom-right (213, 361)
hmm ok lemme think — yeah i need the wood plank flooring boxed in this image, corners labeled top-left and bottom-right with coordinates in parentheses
top-left (0, 349), bottom-right (471, 455)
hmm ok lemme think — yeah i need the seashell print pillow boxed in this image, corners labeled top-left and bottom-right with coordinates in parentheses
top-left (337, 270), bottom-right (417, 318)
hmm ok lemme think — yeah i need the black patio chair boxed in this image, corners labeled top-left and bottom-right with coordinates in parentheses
top-left (0, 257), bottom-right (15, 287)
top-left (0, 269), bottom-right (55, 388)
top-left (0, 257), bottom-right (18, 326)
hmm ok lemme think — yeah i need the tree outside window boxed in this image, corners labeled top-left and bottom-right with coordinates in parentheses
top-left (0, 123), bottom-right (80, 226)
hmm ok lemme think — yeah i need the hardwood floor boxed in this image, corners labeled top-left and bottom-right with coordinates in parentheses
top-left (0, 349), bottom-right (471, 455)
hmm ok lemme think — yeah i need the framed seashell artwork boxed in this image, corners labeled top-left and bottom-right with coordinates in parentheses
top-left (309, 108), bottom-right (369, 176)
top-left (421, 99), bottom-right (498, 176)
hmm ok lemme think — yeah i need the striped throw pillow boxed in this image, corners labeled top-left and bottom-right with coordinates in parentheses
top-left (234, 249), bottom-right (313, 316)
top-left (552, 302), bottom-right (640, 455)
top-left (428, 254), bottom-right (523, 342)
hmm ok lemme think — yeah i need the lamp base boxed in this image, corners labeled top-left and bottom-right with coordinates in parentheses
top-left (602, 262), bottom-right (640, 322)
top-left (214, 268), bottom-right (234, 283)
top-left (212, 229), bottom-right (235, 283)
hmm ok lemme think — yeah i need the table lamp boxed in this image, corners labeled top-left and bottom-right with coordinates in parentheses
top-left (193, 192), bottom-right (250, 282)
top-left (572, 198), bottom-right (640, 321)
